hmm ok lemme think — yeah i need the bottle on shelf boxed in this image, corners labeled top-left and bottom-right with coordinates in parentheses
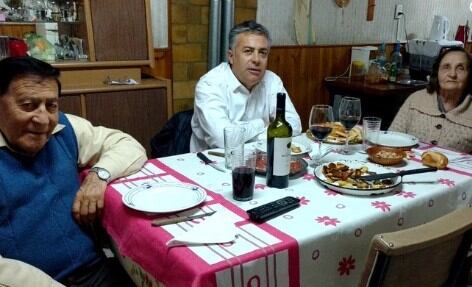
top-left (388, 43), bottom-right (403, 82)
top-left (376, 43), bottom-right (387, 67)
top-left (388, 62), bottom-right (398, 82)
top-left (266, 92), bottom-right (293, 189)
top-left (391, 43), bottom-right (403, 70)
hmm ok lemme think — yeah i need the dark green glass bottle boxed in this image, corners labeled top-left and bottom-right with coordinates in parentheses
top-left (266, 92), bottom-right (293, 188)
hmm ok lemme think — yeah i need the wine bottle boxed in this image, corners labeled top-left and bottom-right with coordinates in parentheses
top-left (266, 92), bottom-right (293, 188)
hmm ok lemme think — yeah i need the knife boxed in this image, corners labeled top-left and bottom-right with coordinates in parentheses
top-left (151, 210), bottom-right (216, 226)
top-left (197, 152), bottom-right (226, 172)
top-left (359, 167), bottom-right (438, 181)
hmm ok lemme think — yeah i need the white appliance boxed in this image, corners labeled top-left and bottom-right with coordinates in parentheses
top-left (408, 39), bottom-right (463, 80)
top-left (350, 46), bottom-right (377, 77)
top-left (36, 22), bottom-right (59, 45)
top-left (429, 15), bottom-right (450, 41)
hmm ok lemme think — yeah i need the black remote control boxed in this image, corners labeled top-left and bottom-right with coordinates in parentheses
top-left (247, 196), bottom-right (300, 222)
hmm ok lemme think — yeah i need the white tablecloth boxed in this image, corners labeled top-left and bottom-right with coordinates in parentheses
top-left (102, 135), bottom-right (472, 287)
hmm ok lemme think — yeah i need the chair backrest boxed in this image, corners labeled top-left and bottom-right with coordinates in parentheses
top-left (359, 207), bottom-right (472, 287)
top-left (150, 109), bottom-right (194, 158)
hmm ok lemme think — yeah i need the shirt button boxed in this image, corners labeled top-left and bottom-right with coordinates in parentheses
top-left (435, 124), bottom-right (442, 129)
top-left (440, 114), bottom-right (446, 118)
top-left (431, 140), bottom-right (438, 145)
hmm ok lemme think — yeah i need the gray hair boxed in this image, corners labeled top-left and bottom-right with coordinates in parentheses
top-left (228, 20), bottom-right (272, 50)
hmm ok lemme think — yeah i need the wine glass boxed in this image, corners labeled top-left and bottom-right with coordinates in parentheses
top-left (338, 97), bottom-right (362, 154)
top-left (308, 105), bottom-right (334, 165)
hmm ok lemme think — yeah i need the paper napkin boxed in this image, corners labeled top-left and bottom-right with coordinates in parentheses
top-left (166, 214), bottom-right (238, 247)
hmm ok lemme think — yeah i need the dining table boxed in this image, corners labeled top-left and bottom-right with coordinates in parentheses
top-left (101, 134), bottom-right (472, 287)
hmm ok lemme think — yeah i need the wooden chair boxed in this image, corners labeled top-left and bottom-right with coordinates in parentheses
top-left (359, 207), bottom-right (472, 287)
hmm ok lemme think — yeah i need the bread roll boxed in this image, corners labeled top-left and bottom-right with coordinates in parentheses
top-left (421, 151), bottom-right (448, 169)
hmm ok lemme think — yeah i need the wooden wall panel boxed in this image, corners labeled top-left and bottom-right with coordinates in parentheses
top-left (59, 94), bottom-right (82, 116)
top-left (85, 88), bottom-right (168, 155)
top-left (268, 45), bottom-right (352, 130)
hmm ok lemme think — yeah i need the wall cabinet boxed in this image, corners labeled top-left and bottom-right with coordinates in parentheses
top-left (0, 0), bottom-right (154, 67)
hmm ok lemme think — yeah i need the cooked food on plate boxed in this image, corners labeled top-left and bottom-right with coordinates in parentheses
top-left (307, 122), bottom-right (362, 144)
top-left (421, 151), bottom-right (448, 169)
top-left (290, 143), bottom-right (302, 154)
top-left (321, 162), bottom-right (393, 189)
top-left (326, 122), bottom-right (362, 143)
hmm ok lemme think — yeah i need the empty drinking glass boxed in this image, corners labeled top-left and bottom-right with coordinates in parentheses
top-left (362, 117), bottom-right (382, 150)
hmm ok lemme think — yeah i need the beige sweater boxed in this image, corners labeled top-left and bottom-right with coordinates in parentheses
top-left (0, 258), bottom-right (64, 287)
top-left (389, 89), bottom-right (472, 153)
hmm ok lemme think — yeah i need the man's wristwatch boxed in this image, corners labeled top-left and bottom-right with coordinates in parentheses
top-left (90, 167), bottom-right (111, 183)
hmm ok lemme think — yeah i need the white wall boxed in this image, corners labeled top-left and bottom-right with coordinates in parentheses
top-left (257, 0), bottom-right (472, 45)
top-left (151, 0), bottom-right (168, 48)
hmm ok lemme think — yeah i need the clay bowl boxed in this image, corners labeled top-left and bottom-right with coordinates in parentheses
top-left (366, 146), bottom-right (406, 166)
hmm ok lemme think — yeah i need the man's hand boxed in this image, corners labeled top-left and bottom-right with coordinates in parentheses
top-left (72, 172), bottom-right (107, 225)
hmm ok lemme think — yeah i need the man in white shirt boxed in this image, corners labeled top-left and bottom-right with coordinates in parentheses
top-left (190, 20), bottom-right (302, 152)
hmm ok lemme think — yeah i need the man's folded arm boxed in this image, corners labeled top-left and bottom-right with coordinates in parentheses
top-left (66, 114), bottom-right (147, 181)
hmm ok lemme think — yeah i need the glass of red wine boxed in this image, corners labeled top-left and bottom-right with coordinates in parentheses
top-left (308, 105), bottom-right (334, 165)
top-left (338, 97), bottom-right (362, 154)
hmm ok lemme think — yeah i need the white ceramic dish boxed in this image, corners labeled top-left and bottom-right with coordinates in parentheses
top-left (372, 131), bottom-right (419, 149)
top-left (256, 140), bottom-right (312, 156)
top-left (123, 182), bottom-right (207, 213)
top-left (314, 160), bottom-right (402, 196)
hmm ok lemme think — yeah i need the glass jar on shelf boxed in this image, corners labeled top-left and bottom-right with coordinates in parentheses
top-left (60, 1), bottom-right (77, 22)
top-left (49, 1), bottom-right (61, 22)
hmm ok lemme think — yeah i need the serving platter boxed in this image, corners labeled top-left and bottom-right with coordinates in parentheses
top-left (314, 160), bottom-right (402, 196)
top-left (372, 131), bottom-right (419, 149)
top-left (123, 182), bottom-right (207, 213)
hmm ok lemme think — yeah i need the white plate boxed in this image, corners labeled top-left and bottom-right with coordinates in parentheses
top-left (122, 182), bottom-right (207, 213)
top-left (256, 140), bottom-right (312, 156)
top-left (314, 160), bottom-right (402, 196)
top-left (372, 131), bottom-right (419, 149)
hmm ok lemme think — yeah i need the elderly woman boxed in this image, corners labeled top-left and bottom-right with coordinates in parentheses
top-left (389, 47), bottom-right (472, 153)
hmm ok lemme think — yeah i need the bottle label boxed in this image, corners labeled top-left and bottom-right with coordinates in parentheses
top-left (273, 137), bottom-right (291, 176)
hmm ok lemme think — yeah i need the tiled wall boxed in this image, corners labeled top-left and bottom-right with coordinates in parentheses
top-left (171, 0), bottom-right (257, 113)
